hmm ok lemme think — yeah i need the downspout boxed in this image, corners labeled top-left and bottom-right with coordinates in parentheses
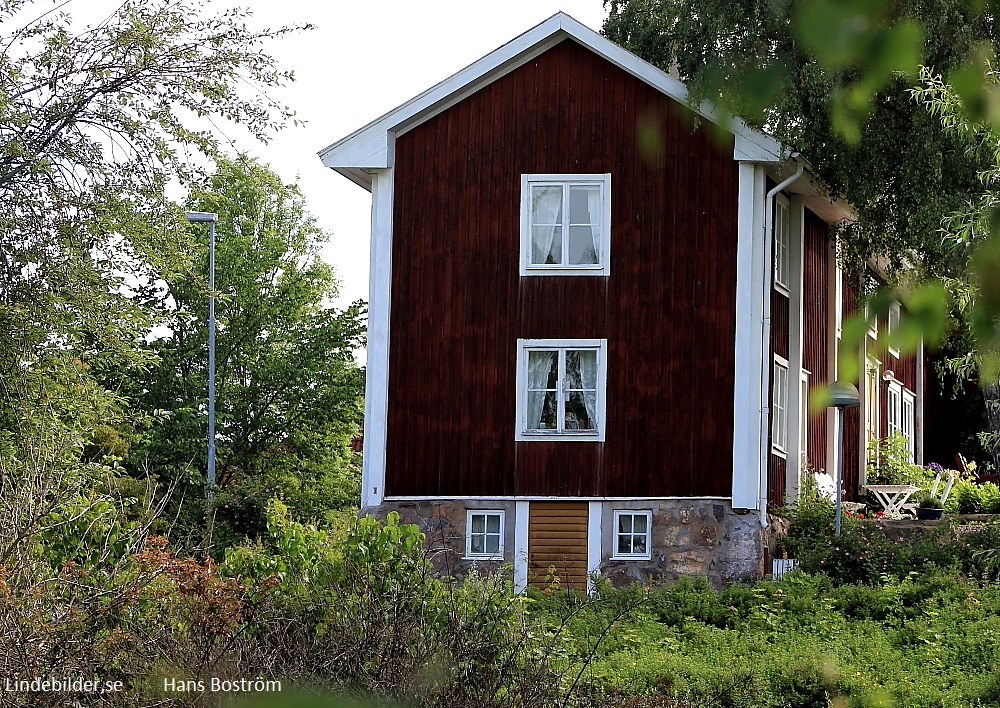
top-left (757, 156), bottom-right (804, 528)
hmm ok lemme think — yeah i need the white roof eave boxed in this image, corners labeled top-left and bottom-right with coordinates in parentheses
top-left (318, 11), bottom-right (791, 192)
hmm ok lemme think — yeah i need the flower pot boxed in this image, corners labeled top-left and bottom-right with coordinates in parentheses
top-left (915, 507), bottom-right (944, 520)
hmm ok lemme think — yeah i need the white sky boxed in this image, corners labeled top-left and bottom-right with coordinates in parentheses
top-left (242, 0), bottom-right (610, 309)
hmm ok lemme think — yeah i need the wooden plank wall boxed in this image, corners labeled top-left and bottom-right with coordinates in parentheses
top-left (387, 39), bottom-right (739, 498)
top-left (802, 209), bottom-right (830, 472)
top-left (528, 502), bottom-right (589, 591)
top-left (842, 281), bottom-right (861, 499)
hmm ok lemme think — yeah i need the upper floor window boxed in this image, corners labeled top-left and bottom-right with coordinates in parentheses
top-left (773, 194), bottom-right (790, 293)
top-left (515, 339), bottom-right (607, 441)
top-left (888, 301), bottom-right (901, 358)
top-left (520, 174), bottom-right (611, 276)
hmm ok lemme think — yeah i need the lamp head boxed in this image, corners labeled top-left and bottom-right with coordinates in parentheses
top-left (828, 380), bottom-right (861, 409)
top-left (185, 211), bottom-right (218, 222)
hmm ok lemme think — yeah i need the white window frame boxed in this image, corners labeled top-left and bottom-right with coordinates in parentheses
top-left (465, 510), bottom-right (505, 560)
top-left (611, 510), bottom-right (652, 560)
top-left (520, 173), bottom-right (612, 276)
top-left (773, 194), bottom-right (790, 294)
top-left (799, 370), bottom-right (810, 463)
top-left (772, 356), bottom-right (789, 456)
top-left (887, 380), bottom-right (902, 439)
top-left (888, 301), bottom-right (901, 358)
top-left (901, 389), bottom-right (915, 460)
top-left (867, 303), bottom-right (878, 341)
top-left (515, 339), bottom-right (608, 442)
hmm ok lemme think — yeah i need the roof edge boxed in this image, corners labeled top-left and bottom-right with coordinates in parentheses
top-left (318, 11), bottom-right (789, 175)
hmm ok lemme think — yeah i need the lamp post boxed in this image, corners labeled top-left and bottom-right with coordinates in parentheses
top-left (828, 380), bottom-right (861, 535)
top-left (184, 211), bottom-right (219, 507)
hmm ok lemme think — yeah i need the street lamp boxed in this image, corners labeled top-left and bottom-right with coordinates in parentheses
top-left (827, 380), bottom-right (861, 535)
top-left (184, 211), bottom-right (218, 506)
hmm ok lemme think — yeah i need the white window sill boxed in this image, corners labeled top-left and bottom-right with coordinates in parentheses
top-left (774, 281), bottom-right (790, 297)
top-left (771, 446), bottom-right (787, 459)
top-left (611, 554), bottom-right (652, 562)
top-left (516, 430), bottom-right (605, 442)
top-left (463, 555), bottom-right (505, 562)
top-left (521, 266), bottom-right (610, 277)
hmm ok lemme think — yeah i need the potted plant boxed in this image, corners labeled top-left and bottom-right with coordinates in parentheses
top-left (915, 492), bottom-right (944, 520)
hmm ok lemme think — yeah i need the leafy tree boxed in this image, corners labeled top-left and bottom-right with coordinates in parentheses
top-left (126, 156), bottom-right (366, 548)
top-left (604, 0), bottom-right (1000, 461)
top-left (0, 0), bottom-right (304, 438)
top-left (603, 0), bottom-right (994, 282)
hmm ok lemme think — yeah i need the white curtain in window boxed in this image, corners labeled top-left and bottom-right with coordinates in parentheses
top-left (531, 186), bottom-right (561, 264)
top-left (565, 349), bottom-right (598, 427)
top-left (587, 185), bottom-right (602, 261)
top-left (526, 350), bottom-right (556, 428)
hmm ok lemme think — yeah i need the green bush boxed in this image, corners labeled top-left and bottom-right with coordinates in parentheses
top-left (866, 433), bottom-right (936, 487)
top-left (947, 479), bottom-right (1000, 514)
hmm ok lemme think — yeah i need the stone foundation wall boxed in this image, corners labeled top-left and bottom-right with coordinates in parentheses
top-left (363, 499), bottom-right (771, 588)
top-left (364, 500), bottom-right (516, 581)
top-left (598, 500), bottom-right (767, 588)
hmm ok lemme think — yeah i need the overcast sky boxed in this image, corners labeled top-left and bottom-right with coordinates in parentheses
top-left (241, 0), bottom-right (609, 309)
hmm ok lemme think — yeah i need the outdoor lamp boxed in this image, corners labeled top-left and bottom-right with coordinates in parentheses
top-left (184, 211), bottom-right (219, 510)
top-left (828, 380), bottom-right (861, 535)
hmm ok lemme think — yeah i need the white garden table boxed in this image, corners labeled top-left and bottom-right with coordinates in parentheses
top-left (865, 484), bottom-right (920, 518)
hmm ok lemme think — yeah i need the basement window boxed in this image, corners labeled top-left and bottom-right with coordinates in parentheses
top-left (612, 510), bottom-right (652, 560)
top-left (466, 510), bottom-right (504, 560)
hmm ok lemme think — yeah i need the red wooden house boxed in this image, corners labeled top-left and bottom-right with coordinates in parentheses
top-left (319, 13), bottom-right (926, 590)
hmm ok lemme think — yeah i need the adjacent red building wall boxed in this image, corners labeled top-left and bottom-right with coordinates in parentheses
top-left (802, 209), bottom-right (830, 473)
top-left (386, 38), bottom-right (739, 498)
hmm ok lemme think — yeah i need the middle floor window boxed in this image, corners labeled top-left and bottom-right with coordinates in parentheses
top-left (515, 339), bottom-right (608, 441)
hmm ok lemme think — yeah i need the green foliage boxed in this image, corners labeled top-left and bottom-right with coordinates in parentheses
top-left (865, 432), bottom-right (935, 486)
top-left (532, 570), bottom-right (1000, 708)
top-left (38, 495), bottom-right (142, 570)
top-left (947, 479), bottom-right (1000, 513)
top-left (125, 156), bottom-right (366, 547)
top-left (603, 0), bottom-right (991, 282)
top-left (1, 0), bottom-right (306, 446)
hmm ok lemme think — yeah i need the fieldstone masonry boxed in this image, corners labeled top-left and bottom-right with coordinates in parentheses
top-left (363, 499), bottom-right (773, 588)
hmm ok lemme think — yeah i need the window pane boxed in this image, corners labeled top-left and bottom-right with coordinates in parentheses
top-left (565, 391), bottom-right (593, 429)
top-left (568, 225), bottom-right (599, 264)
top-left (485, 534), bottom-right (499, 554)
top-left (531, 225), bottom-right (562, 264)
top-left (618, 514), bottom-right (632, 533)
top-left (617, 536), bottom-right (631, 555)
top-left (568, 185), bottom-right (598, 224)
top-left (527, 350), bottom-right (558, 389)
top-left (486, 514), bottom-right (500, 533)
top-left (531, 185), bottom-right (562, 224)
top-left (633, 514), bottom-right (647, 534)
top-left (526, 391), bottom-right (557, 429)
top-left (633, 535), bottom-right (647, 554)
top-left (471, 514), bottom-right (485, 534)
top-left (470, 535), bottom-right (484, 555)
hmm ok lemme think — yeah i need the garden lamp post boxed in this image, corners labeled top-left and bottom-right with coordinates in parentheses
top-left (828, 380), bottom-right (861, 535)
top-left (184, 211), bottom-right (219, 506)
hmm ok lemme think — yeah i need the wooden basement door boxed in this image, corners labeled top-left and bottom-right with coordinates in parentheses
top-left (528, 501), bottom-right (589, 591)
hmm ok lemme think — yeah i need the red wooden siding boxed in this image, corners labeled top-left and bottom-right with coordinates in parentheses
top-left (770, 291), bottom-right (790, 360)
top-left (768, 289), bottom-right (790, 506)
top-left (802, 209), bottom-right (829, 472)
top-left (386, 39), bottom-right (739, 498)
top-left (842, 280), bottom-right (861, 499)
top-left (767, 453), bottom-right (787, 508)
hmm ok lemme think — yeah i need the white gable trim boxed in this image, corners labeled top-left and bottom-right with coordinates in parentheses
top-left (319, 12), bottom-right (785, 191)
